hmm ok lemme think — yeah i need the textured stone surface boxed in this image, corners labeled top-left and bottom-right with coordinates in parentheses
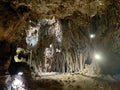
top-left (0, 0), bottom-right (119, 75)
top-left (0, 0), bottom-right (120, 89)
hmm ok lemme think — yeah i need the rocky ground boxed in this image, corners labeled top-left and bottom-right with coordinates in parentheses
top-left (27, 73), bottom-right (120, 90)
top-left (0, 72), bottom-right (120, 90)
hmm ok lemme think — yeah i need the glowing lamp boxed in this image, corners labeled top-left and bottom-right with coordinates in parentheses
top-left (90, 34), bottom-right (95, 38)
top-left (94, 54), bottom-right (101, 61)
top-left (18, 72), bottom-right (23, 76)
top-left (12, 78), bottom-right (23, 89)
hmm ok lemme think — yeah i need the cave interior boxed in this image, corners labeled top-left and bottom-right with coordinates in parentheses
top-left (0, 0), bottom-right (120, 90)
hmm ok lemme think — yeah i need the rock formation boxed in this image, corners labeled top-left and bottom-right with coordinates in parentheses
top-left (0, 0), bottom-right (120, 76)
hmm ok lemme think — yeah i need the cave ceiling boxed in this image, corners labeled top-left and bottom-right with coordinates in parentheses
top-left (0, 0), bottom-right (115, 41)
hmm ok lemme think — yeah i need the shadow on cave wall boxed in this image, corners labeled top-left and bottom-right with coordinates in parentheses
top-left (0, 40), bottom-right (16, 74)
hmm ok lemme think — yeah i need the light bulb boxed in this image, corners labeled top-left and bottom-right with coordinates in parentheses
top-left (18, 72), bottom-right (23, 76)
top-left (90, 34), bottom-right (95, 38)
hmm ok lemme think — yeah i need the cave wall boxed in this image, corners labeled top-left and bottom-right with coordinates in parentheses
top-left (91, 2), bottom-right (120, 74)
top-left (27, 0), bottom-right (120, 74)
top-left (0, 0), bottom-right (119, 75)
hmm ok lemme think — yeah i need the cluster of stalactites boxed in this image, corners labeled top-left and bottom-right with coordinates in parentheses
top-left (25, 24), bottom-right (40, 47)
top-left (43, 17), bottom-right (62, 72)
top-left (25, 16), bottom-right (62, 72)
top-left (25, 16), bottom-right (62, 48)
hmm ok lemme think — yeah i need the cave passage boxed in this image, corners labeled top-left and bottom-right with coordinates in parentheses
top-left (0, 0), bottom-right (120, 90)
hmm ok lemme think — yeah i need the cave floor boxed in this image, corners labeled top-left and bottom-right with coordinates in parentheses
top-left (29, 73), bottom-right (120, 90)
top-left (1, 73), bottom-right (120, 90)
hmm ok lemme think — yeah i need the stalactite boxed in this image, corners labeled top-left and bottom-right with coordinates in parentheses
top-left (24, 16), bottom-right (94, 74)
